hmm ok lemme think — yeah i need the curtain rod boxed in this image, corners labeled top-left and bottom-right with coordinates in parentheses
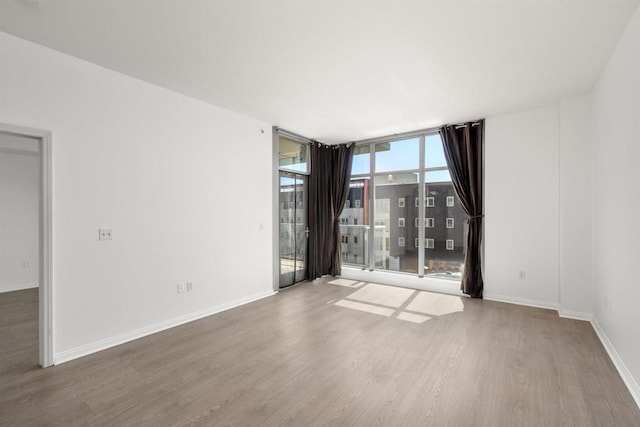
top-left (351, 120), bottom-right (482, 146)
top-left (351, 125), bottom-right (441, 146)
top-left (272, 126), bottom-right (314, 145)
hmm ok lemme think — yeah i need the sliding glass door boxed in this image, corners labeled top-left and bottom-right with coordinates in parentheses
top-left (279, 171), bottom-right (308, 288)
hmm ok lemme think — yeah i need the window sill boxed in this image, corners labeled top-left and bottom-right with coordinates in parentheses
top-left (339, 266), bottom-right (464, 297)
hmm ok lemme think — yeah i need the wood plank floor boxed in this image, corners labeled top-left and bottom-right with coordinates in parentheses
top-left (1, 279), bottom-right (639, 426)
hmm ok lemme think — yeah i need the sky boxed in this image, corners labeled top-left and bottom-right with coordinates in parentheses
top-left (280, 133), bottom-right (452, 183)
top-left (352, 134), bottom-right (451, 182)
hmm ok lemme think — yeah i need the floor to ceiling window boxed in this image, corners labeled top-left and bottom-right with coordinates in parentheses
top-left (339, 131), bottom-right (467, 281)
top-left (278, 134), bottom-right (310, 288)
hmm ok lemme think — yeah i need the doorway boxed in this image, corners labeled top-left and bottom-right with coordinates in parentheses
top-left (0, 124), bottom-right (53, 367)
top-left (279, 171), bottom-right (308, 288)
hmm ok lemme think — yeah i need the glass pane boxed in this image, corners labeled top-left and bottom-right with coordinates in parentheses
top-left (374, 138), bottom-right (419, 172)
top-left (279, 137), bottom-right (308, 172)
top-left (374, 175), bottom-right (419, 273)
top-left (294, 175), bottom-right (307, 283)
top-left (340, 178), bottom-right (370, 268)
top-left (351, 145), bottom-right (370, 175)
top-left (425, 169), bottom-right (452, 183)
top-left (423, 172), bottom-right (466, 280)
top-left (280, 173), bottom-right (307, 287)
top-left (425, 134), bottom-right (447, 168)
top-left (279, 174), bottom-right (296, 286)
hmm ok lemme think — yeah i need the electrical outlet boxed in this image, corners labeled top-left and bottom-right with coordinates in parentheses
top-left (23, 260), bottom-right (30, 268)
top-left (186, 282), bottom-right (193, 292)
top-left (99, 228), bottom-right (114, 241)
top-left (177, 283), bottom-right (185, 294)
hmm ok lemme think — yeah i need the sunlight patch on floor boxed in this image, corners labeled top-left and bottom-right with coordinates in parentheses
top-left (406, 292), bottom-right (464, 316)
top-left (330, 282), bottom-right (464, 324)
top-left (396, 312), bottom-right (431, 324)
top-left (348, 283), bottom-right (414, 308)
top-left (327, 278), bottom-right (365, 288)
top-left (334, 299), bottom-right (395, 317)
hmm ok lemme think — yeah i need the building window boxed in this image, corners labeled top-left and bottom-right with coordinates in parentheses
top-left (355, 199), bottom-right (361, 208)
top-left (426, 197), bottom-right (435, 207)
top-left (345, 200), bottom-right (351, 209)
top-left (353, 218), bottom-right (358, 225)
top-left (415, 197), bottom-right (420, 207)
top-left (341, 235), bottom-right (349, 244)
top-left (398, 237), bottom-right (405, 247)
top-left (446, 239), bottom-right (454, 250)
top-left (415, 238), bottom-right (419, 248)
top-left (446, 218), bottom-right (454, 228)
top-left (425, 217), bottom-right (435, 228)
top-left (354, 236), bottom-right (358, 244)
top-left (398, 198), bottom-right (405, 208)
top-left (446, 196), bottom-right (454, 207)
top-left (425, 238), bottom-right (434, 249)
top-left (415, 218), bottom-right (421, 227)
top-left (398, 217), bottom-right (405, 227)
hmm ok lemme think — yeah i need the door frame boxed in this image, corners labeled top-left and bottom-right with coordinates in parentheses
top-left (0, 123), bottom-right (53, 367)
top-left (277, 171), bottom-right (308, 288)
top-left (273, 127), bottom-right (312, 292)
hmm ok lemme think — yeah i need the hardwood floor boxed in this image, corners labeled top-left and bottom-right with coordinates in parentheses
top-left (1, 279), bottom-right (639, 426)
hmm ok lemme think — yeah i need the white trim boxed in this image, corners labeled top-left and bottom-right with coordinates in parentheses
top-left (0, 283), bottom-right (39, 293)
top-left (0, 146), bottom-right (39, 157)
top-left (54, 290), bottom-right (276, 365)
top-left (483, 292), bottom-right (559, 311)
top-left (272, 130), bottom-right (280, 292)
top-left (341, 266), bottom-right (464, 297)
top-left (558, 309), bottom-right (592, 321)
top-left (0, 123), bottom-right (53, 368)
top-left (591, 318), bottom-right (640, 409)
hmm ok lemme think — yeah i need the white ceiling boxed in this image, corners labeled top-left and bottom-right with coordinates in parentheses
top-left (0, 1), bottom-right (638, 143)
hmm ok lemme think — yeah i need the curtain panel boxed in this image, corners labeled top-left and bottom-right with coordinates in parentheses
top-left (308, 142), bottom-right (354, 278)
top-left (439, 120), bottom-right (485, 298)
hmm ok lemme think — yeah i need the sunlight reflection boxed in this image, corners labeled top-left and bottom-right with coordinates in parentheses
top-left (330, 282), bottom-right (465, 324)
top-left (348, 283), bottom-right (415, 308)
top-left (396, 312), bottom-right (432, 324)
top-left (406, 292), bottom-right (464, 316)
top-left (327, 278), bottom-right (365, 288)
top-left (334, 299), bottom-right (395, 317)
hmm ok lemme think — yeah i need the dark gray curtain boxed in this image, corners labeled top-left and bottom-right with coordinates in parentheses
top-left (308, 142), bottom-right (354, 278)
top-left (439, 120), bottom-right (484, 298)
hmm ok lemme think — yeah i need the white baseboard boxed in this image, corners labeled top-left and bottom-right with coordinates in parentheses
top-left (558, 309), bottom-right (593, 321)
top-left (0, 282), bottom-right (38, 293)
top-left (54, 290), bottom-right (276, 365)
top-left (483, 292), bottom-right (559, 311)
top-left (590, 318), bottom-right (640, 409)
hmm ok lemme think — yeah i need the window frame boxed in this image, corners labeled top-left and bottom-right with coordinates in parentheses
top-left (342, 126), bottom-right (479, 281)
top-left (278, 135), bottom-right (310, 174)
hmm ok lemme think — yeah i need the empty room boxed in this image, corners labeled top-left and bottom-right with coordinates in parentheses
top-left (1, 1), bottom-right (639, 425)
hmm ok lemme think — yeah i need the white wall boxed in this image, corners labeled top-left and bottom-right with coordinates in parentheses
top-left (559, 95), bottom-right (593, 318)
top-left (0, 32), bottom-right (274, 360)
top-left (591, 5), bottom-right (640, 400)
top-left (0, 137), bottom-right (39, 293)
top-left (484, 106), bottom-right (560, 308)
